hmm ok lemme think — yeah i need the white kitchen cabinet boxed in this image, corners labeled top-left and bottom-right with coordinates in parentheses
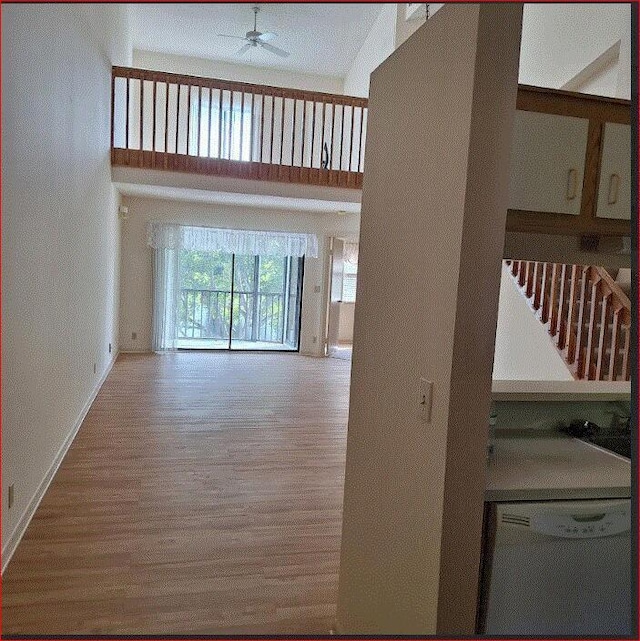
top-left (596, 123), bottom-right (631, 220)
top-left (508, 110), bottom-right (589, 216)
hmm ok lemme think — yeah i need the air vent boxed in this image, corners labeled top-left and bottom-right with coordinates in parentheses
top-left (501, 513), bottom-right (531, 527)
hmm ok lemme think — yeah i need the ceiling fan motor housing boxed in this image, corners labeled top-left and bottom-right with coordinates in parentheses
top-left (219, 5), bottom-right (290, 57)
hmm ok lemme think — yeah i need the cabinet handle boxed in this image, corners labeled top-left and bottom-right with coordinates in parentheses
top-left (607, 173), bottom-right (620, 205)
top-left (566, 168), bottom-right (578, 200)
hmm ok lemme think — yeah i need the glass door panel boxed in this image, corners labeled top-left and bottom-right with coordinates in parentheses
top-left (177, 249), bottom-right (303, 352)
top-left (177, 249), bottom-right (233, 349)
top-left (230, 254), bottom-right (258, 346)
top-left (231, 254), bottom-right (292, 351)
top-left (256, 255), bottom-right (286, 344)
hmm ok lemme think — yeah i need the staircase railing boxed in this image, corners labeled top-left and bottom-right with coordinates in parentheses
top-left (111, 66), bottom-right (367, 189)
top-left (506, 260), bottom-right (632, 381)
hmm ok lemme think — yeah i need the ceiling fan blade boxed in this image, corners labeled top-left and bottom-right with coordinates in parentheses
top-left (218, 34), bottom-right (248, 41)
top-left (256, 31), bottom-right (276, 43)
top-left (259, 42), bottom-right (290, 58)
top-left (236, 43), bottom-right (253, 56)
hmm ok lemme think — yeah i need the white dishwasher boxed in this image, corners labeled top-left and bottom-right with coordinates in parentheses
top-left (481, 498), bottom-right (632, 636)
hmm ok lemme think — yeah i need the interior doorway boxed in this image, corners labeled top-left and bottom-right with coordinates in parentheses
top-left (325, 237), bottom-right (358, 360)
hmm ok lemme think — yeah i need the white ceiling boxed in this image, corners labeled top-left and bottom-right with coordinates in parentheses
top-left (129, 3), bottom-right (385, 78)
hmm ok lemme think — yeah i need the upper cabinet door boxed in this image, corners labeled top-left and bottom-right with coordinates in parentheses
top-left (596, 123), bottom-right (631, 220)
top-left (508, 111), bottom-right (589, 216)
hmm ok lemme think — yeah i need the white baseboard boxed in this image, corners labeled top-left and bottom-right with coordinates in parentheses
top-left (300, 349), bottom-right (326, 358)
top-left (1, 350), bottom-right (120, 574)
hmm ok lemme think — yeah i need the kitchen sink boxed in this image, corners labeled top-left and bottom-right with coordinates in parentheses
top-left (584, 435), bottom-right (632, 459)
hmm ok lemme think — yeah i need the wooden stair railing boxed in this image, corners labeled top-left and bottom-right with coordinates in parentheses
top-left (505, 260), bottom-right (631, 381)
top-left (111, 66), bottom-right (367, 189)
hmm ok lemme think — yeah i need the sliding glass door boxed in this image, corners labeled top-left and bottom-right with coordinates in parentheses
top-left (177, 249), bottom-right (303, 351)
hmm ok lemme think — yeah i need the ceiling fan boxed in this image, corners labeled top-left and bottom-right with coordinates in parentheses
top-left (218, 6), bottom-right (290, 58)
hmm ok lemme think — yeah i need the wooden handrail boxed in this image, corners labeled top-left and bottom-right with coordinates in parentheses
top-left (111, 66), bottom-right (367, 189)
top-left (593, 266), bottom-right (631, 313)
top-left (112, 66), bottom-right (369, 108)
top-left (505, 260), bottom-right (631, 381)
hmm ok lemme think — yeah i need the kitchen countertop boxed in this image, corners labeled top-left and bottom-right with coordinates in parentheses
top-left (491, 380), bottom-right (631, 401)
top-left (485, 433), bottom-right (631, 502)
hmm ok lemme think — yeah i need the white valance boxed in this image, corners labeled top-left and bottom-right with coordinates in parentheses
top-left (147, 223), bottom-right (318, 258)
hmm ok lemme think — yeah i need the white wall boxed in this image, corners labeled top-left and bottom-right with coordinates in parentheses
top-left (118, 196), bottom-right (359, 357)
top-left (493, 264), bottom-right (573, 381)
top-left (337, 302), bottom-right (356, 343)
top-left (1, 4), bottom-right (131, 558)
top-left (519, 3), bottom-right (631, 97)
top-left (78, 3), bottom-right (132, 67)
top-left (133, 49), bottom-right (343, 94)
top-left (343, 4), bottom-right (396, 98)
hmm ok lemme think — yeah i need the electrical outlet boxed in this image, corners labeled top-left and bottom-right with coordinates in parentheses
top-left (132, 332), bottom-right (137, 341)
top-left (108, 343), bottom-right (112, 354)
top-left (8, 484), bottom-right (14, 509)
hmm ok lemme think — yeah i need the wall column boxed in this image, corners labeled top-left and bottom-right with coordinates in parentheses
top-left (336, 5), bottom-right (523, 634)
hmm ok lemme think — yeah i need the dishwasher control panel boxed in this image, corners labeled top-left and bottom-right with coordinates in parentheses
top-left (498, 500), bottom-right (630, 539)
top-left (531, 508), bottom-right (629, 538)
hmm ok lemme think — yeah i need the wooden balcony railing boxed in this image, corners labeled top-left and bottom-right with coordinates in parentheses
top-left (180, 288), bottom-right (286, 344)
top-left (506, 260), bottom-right (632, 381)
top-left (111, 66), bottom-right (367, 189)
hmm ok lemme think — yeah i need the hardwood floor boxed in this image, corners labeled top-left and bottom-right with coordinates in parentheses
top-left (2, 352), bottom-right (351, 635)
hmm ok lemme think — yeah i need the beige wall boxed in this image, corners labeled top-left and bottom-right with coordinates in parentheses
top-left (336, 4), bottom-right (522, 634)
top-left (337, 303), bottom-right (356, 343)
top-left (118, 196), bottom-right (359, 356)
top-left (1, 4), bottom-right (130, 559)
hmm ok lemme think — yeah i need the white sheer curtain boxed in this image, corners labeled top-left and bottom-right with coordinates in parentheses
top-left (149, 223), bottom-right (318, 352)
top-left (152, 248), bottom-right (180, 352)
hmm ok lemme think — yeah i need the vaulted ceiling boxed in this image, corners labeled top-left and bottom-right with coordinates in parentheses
top-left (130, 3), bottom-right (386, 79)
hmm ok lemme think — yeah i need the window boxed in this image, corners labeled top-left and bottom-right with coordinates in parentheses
top-left (342, 261), bottom-right (358, 302)
top-left (149, 224), bottom-right (316, 352)
top-left (178, 251), bottom-right (304, 350)
top-left (189, 92), bottom-right (253, 161)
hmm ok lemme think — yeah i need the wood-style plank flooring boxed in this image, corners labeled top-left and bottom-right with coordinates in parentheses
top-left (2, 352), bottom-right (351, 635)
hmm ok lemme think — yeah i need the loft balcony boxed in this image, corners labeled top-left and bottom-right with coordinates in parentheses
top-left (111, 67), bottom-right (630, 241)
top-left (111, 66), bottom-right (367, 190)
